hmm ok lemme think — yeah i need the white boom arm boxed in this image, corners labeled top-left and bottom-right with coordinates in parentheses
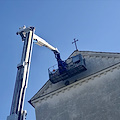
top-left (7, 26), bottom-right (60, 120)
top-left (7, 26), bottom-right (35, 120)
top-left (33, 34), bottom-right (59, 53)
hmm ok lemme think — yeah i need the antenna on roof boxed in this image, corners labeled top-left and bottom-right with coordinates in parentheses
top-left (72, 38), bottom-right (78, 51)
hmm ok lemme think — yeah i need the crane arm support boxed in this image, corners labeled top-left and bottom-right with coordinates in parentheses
top-left (33, 34), bottom-right (59, 53)
top-left (7, 26), bottom-right (35, 120)
top-left (33, 34), bottom-right (67, 74)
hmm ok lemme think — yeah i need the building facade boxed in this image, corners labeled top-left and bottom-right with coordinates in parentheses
top-left (29, 51), bottom-right (120, 120)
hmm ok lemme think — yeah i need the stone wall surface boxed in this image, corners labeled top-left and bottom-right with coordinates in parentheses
top-left (35, 68), bottom-right (120, 120)
top-left (31, 51), bottom-right (120, 101)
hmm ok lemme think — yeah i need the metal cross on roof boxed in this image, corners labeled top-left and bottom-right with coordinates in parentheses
top-left (72, 38), bottom-right (78, 50)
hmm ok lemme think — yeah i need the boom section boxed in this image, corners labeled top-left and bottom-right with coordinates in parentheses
top-left (7, 26), bottom-right (35, 120)
top-left (33, 34), bottom-right (66, 74)
top-left (33, 34), bottom-right (59, 53)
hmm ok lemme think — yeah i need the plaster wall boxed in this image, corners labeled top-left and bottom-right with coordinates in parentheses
top-left (35, 68), bottom-right (120, 120)
top-left (31, 51), bottom-right (120, 101)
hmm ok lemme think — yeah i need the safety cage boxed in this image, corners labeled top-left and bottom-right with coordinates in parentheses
top-left (48, 54), bottom-right (87, 83)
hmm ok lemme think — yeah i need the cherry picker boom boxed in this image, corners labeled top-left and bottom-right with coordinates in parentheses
top-left (7, 26), bottom-right (86, 120)
top-left (7, 26), bottom-right (65, 120)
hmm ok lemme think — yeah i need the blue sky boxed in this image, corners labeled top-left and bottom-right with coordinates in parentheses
top-left (0, 1), bottom-right (120, 120)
